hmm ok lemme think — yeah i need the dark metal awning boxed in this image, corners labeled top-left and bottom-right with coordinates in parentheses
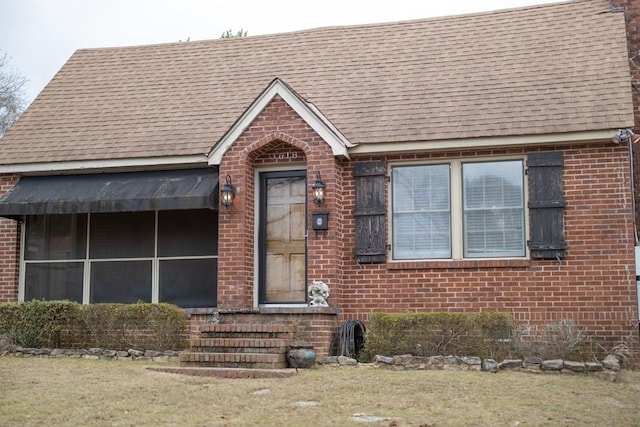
top-left (0, 168), bottom-right (219, 218)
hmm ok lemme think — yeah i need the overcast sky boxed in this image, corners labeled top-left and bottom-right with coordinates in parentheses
top-left (2, 0), bottom-right (560, 106)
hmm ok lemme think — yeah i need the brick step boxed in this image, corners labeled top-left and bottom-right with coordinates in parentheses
top-left (200, 323), bottom-right (294, 335)
top-left (148, 366), bottom-right (297, 378)
top-left (199, 332), bottom-right (290, 339)
top-left (190, 337), bottom-right (289, 353)
top-left (179, 351), bottom-right (288, 369)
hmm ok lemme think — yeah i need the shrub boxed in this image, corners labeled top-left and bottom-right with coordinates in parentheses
top-left (361, 311), bottom-right (515, 361)
top-left (511, 319), bottom-right (591, 360)
top-left (0, 301), bottom-right (189, 350)
top-left (0, 300), bottom-right (82, 348)
top-left (79, 303), bottom-right (189, 350)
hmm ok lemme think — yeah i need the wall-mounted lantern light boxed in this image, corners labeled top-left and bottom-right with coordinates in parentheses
top-left (221, 175), bottom-right (236, 208)
top-left (312, 171), bottom-right (325, 205)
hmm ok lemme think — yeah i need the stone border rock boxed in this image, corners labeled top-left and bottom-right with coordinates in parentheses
top-left (2, 347), bottom-right (182, 363)
top-left (369, 354), bottom-right (623, 381)
top-left (317, 355), bottom-right (359, 366)
top-left (3, 347), bottom-right (627, 382)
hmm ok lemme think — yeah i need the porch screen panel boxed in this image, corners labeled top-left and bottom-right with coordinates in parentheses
top-left (24, 262), bottom-right (83, 303)
top-left (392, 164), bottom-right (451, 259)
top-left (89, 212), bottom-right (154, 258)
top-left (157, 209), bottom-right (218, 307)
top-left (22, 208), bottom-right (218, 307)
top-left (158, 209), bottom-right (218, 257)
top-left (23, 215), bottom-right (86, 302)
top-left (160, 259), bottom-right (217, 307)
top-left (25, 214), bottom-right (87, 260)
top-left (90, 260), bottom-right (152, 303)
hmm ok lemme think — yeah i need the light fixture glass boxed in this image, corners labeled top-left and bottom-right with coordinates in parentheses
top-left (221, 175), bottom-right (236, 208)
top-left (312, 171), bottom-right (325, 205)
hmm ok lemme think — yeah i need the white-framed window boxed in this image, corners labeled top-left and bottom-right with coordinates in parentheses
top-left (20, 209), bottom-right (218, 307)
top-left (391, 158), bottom-right (526, 260)
top-left (392, 164), bottom-right (452, 259)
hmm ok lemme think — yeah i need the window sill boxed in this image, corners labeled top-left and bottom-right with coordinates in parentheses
top-left (387, 258), bottom-right (530, 270)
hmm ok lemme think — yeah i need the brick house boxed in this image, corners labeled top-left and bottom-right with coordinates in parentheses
top-left (0, 0), bottom-right (638, 356)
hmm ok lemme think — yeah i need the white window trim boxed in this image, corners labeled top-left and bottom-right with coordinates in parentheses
top-left (388, 155), bottom-right (529, 262)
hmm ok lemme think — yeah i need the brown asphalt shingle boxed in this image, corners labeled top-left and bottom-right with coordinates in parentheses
top-left (0, 0), bottom-right (634, 165)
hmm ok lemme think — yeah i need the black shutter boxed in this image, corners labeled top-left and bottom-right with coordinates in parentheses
top-left (527, 151), bottom-right (567, 259)
top-left (354, 161), bottom-right (386, 263)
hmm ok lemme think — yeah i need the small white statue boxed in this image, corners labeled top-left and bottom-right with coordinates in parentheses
top-left (308, 280), bottom-right (330, 307)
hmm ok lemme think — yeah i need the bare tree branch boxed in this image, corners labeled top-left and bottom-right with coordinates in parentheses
top-left (0, 52), bottom-right (28, 138)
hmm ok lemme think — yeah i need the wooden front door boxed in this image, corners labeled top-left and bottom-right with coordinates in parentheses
top-left (259, 171), bottom-right (307, 304)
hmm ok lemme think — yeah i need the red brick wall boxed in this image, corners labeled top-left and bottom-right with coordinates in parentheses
top-left (334, 144), bottom-right (638, 347)
top-left (213, 94), bottom-right (638, 349)
top-left (0, 174), bottom-right (20, 302)
top-left (217, 96), bottom-right (342, 309)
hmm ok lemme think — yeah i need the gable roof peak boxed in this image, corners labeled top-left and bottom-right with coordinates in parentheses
top-left (208, 78), bottom-right (352, 165)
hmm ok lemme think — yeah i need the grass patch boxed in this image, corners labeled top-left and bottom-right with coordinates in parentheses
top-left (1, 357), bottom-right (639, 426)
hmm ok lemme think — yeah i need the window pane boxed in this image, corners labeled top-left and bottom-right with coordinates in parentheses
top-left (463, 161), bottom-right (524, 257)
top-left (89, 212), bottom-right (154, 259)
top-left (158, 209), bottom-right (218, 257)
top-left (90, 260), bottom-right (151, 303)
top-left (392, 164), bottom-right (451, 259)
top-left (24, 262), bottom-right (83, 303)
top-left (25, 215), bottom-right (87, 260)
top-left (159, 259), bottom-right (217, 307)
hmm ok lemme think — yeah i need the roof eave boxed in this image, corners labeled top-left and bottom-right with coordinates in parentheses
top-left (0, 154), bottom-right (210, 175)
top-left (348, 129), bottom-right (628, 156)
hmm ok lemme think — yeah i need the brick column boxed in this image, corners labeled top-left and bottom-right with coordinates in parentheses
top-left (0, 174), bottom-right (20, 302)
top-left (215, 96), bottom-right (343, 310)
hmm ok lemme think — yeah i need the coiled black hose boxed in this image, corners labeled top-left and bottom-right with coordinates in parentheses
top-left (332, 320), bottom-right (366, 358)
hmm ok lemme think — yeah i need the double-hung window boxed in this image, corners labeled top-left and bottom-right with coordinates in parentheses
top-left (392, 159), bottom-right (525, 260)
top-left (392, 164), bottom-right (451, 259)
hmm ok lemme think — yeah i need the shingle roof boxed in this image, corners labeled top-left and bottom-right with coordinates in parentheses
top-left (0, 0), bottom-right (634, 165)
